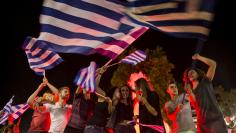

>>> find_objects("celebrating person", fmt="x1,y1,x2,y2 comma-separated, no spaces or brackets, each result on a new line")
27,78,72,133
183,54,227,133
164,80,196,133
27,79,57,133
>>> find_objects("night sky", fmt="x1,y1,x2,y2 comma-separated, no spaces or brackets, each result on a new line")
2,0,236,131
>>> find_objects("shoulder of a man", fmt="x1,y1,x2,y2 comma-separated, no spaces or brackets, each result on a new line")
44,103,54,111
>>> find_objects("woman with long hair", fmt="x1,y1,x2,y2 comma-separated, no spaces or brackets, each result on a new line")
110,85,136,133
183,54,227,133
134,78,165,133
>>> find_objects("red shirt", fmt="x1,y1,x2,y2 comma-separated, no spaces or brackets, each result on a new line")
29,110,50,131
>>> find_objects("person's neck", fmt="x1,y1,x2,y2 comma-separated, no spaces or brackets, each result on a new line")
170,94,178,101
191,80,199,90
58,97,66,106
98,97,104,102
120,98,128,105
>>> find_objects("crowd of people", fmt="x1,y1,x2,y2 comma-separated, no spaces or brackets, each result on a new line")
1,54,230,133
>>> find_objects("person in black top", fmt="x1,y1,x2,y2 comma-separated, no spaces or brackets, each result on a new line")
134,78,165,133
110,85,136,133
84,66,112,133
183,54,227,133
64,86,95,133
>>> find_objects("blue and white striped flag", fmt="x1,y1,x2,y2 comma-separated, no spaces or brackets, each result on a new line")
0,96,14,124
33,0,148,59
11,104,29,121
120,50,146,65
0,104,29,124
0,97,29,125
22,37,64,76
2,96,14,114
74,61,97,93
113,0,215,40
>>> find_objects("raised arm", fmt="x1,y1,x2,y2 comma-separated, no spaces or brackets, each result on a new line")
164,103,183,121
192,54,217,81
184,83,196,105
43,77,59,95
27,82,46,105
111,88,120,111
142,97,158,116
95,65,108,88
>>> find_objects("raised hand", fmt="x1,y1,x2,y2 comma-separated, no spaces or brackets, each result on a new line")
43,77,48,84
192,53,200,60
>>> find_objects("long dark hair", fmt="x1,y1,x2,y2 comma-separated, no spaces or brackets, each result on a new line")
183,67,206,83
135,78,153,100
118,85,133,106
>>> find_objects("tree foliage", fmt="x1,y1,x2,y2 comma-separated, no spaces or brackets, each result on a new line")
214,85,236,129
111,46,175,106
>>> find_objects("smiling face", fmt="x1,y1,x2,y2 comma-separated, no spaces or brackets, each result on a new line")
120,86,129,99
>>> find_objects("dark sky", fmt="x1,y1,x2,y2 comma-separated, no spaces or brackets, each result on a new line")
2,0,236,131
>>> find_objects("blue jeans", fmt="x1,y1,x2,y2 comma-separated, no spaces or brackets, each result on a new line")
84,125,106,133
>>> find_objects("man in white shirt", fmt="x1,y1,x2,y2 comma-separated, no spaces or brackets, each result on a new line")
29,78,72,133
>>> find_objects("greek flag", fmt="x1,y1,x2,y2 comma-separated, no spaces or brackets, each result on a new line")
22,37,64,76
0,96,29,124
27,0,215,61
120,50,146,65
120,0,215,40
34,0,148,59
74,61,97,92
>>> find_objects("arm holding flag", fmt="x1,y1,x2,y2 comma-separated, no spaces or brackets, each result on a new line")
43,77,59,95
27,82,47,111
27,82,47,106
136,94,158,116
192,54,217,81
96,66,113,114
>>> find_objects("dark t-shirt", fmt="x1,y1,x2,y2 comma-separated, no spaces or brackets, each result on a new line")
139,91,165,133
87,101,109,127
193,77,227,133
115,102,133,124
66,93,96,129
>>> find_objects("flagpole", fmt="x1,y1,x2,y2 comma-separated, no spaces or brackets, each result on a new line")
95,92,107,99
107,62,121,68
43,71,46,78
104,59,113,66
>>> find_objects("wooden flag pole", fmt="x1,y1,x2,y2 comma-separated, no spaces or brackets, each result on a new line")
43,71,46,79
95,92,107,99
107,62,121,68
96,59,113,73
104,59,113,66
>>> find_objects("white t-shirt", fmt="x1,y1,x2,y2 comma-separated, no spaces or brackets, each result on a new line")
44,102,72,133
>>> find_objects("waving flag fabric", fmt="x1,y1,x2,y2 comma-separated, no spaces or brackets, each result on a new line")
28,0,215,61
0,96,14,124
120,0,215,40
2,96,14,114
34,0,148,59
22,37,63,76
11,104,29,121
120,50,146,65
0,96,29,125
74,61,97,92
